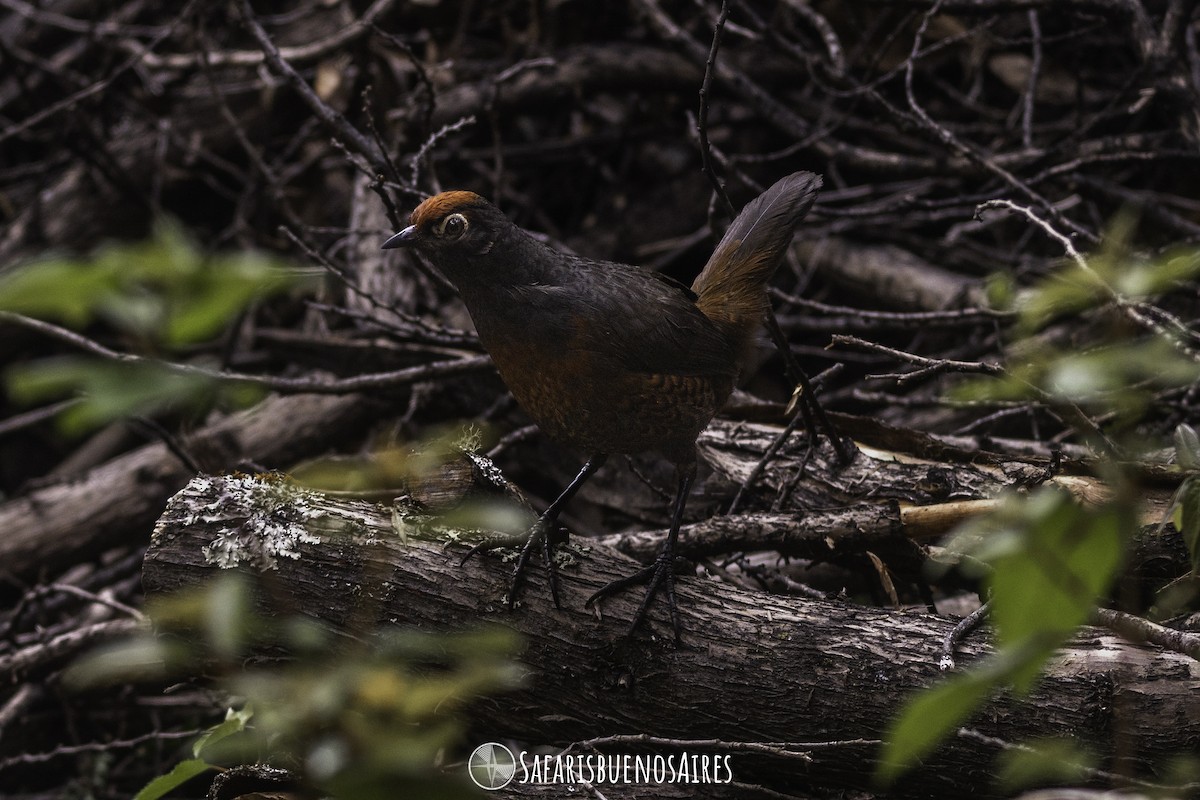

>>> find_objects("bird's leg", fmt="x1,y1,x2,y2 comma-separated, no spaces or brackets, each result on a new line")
764,310,854,466
461,453,607,610
585,459,697,642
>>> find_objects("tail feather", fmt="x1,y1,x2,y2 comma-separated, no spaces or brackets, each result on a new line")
692,171,822,347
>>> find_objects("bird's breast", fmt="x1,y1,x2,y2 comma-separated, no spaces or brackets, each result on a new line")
479,324,730,459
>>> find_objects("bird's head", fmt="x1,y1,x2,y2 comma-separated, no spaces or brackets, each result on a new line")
382,191,511,262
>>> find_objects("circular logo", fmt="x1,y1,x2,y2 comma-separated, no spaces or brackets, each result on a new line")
468,742,517,790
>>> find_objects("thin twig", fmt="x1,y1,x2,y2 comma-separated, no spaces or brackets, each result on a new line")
698,0,734,217
0,311,491,394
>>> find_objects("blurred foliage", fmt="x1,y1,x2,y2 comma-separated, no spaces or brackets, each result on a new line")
131,707,252,800
1170,423,1200,575
956,338,1200,426
68,572,521,799
292,424,486,493
986,215,1200,336
1151,424,1200,617
952,487,1130,689
879,236,1200,787
0,220,303,342
292,427,536,541
8,358,264,434
995,738,1097,792
879,487,1133,783
2,221,312,434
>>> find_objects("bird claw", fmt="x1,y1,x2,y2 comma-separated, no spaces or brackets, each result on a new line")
460,518,564,610
458,532,526,566
585,553,688,642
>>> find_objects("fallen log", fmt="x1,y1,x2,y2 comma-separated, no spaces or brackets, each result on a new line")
144,473,1200,798
0,392,374,580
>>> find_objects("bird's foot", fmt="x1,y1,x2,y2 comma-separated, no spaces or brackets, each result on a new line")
585,551,688,642
460,518,566,609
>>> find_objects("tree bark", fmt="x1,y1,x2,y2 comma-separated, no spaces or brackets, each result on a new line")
144,473,1200,799
0,392,374,580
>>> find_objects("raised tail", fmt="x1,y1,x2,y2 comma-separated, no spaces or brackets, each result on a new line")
692,171,822,351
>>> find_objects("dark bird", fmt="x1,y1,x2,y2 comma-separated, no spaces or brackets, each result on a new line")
383,172,845,637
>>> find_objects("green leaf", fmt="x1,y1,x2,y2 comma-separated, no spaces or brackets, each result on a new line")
194,706,254,760
1014,264,1108,334
0,258,124,326
1113,248,1200,297
984,272,1017,311
878,638,1059,785
6,357,262,435
0,219,306,345
1175,424,1200,471
988,491,1125,650
132,758,211,800
877,671,994,784
62,636,175,689
1173,477,1200,575
163,252,300,345
883,488,1132,785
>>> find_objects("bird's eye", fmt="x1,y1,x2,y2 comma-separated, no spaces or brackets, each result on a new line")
435,213,468,239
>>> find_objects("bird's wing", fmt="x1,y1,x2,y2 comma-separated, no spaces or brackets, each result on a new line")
525,260,739,379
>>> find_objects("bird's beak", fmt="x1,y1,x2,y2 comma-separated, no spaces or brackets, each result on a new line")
382,225,418,249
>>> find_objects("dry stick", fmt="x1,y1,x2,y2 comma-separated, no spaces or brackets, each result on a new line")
832,334,1004,383
1022,10,1042,150
727,409,807,515
0,399,80,437
0,726,203,770
885,0,1146,12
485,59,557,197
772,292,1011,328
0,684,41,745
279,225,462,335
303,300,475,348
833,333,1119,453
767,314,854,466
697,0,734,217
0,0,198,146
409,116,478,193
903,0,1097,244
224,3,409,233
976,198,1200,362
360,86,396,184
1074,172,1200,240
940,599,991,671
0,0,164,36
235,0,396,181
195,25,307,240
127,416,203,475
953,403,1047,436
133,0,398,70
569,733,874,760
1093,607,1200,661
726,362,843,515
43,583,147,623
634,0,816,152
778,0,845,74
954,727,1179,795
0,618,143,677
370,25,436,138
485,424,541,460
683,110,760,202
0,311,491,394
635,0,960,178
